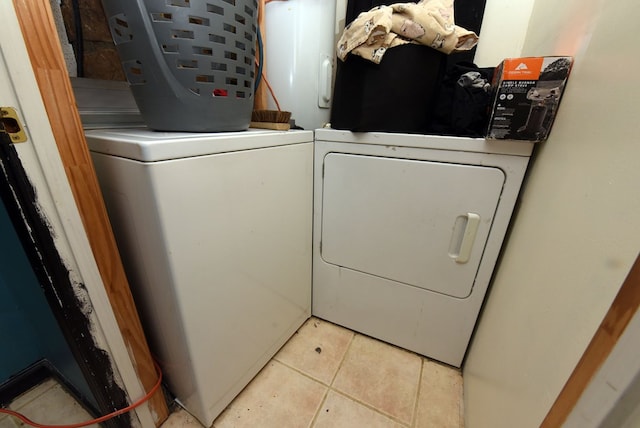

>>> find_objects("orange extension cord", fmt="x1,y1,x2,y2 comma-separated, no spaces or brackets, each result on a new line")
255,56,283,111
0,362,163,428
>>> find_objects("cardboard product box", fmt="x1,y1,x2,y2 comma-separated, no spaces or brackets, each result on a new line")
486,56,573,142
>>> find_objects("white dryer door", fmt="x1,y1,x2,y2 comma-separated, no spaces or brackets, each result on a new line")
320,153,505,298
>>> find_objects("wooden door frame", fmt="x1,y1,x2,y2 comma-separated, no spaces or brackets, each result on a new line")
8,0,168,425
541,253,640,426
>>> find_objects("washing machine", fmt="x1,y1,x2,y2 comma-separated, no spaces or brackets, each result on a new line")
312,129,533,367
86,128,313,426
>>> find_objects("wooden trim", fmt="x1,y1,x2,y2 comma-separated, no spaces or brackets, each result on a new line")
541,253,640,427
11,0,168,425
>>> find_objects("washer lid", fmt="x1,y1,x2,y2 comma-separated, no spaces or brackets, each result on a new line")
85,128,314,161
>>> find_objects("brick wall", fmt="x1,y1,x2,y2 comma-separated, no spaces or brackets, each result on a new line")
60,0,125,80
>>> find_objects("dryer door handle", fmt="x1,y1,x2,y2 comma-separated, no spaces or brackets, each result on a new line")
448,213,480,264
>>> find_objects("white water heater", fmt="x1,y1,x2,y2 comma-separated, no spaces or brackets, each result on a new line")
264,0,336,130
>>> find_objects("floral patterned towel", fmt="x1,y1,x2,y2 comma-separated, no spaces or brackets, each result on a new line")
337,0,478,64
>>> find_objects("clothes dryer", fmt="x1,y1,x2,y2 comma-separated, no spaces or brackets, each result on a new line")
312,129,533,367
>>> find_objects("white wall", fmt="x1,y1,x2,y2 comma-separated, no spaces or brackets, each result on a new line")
473,0,535,67
464,0,640,427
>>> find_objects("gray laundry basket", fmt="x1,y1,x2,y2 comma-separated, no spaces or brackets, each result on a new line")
101,0,258,132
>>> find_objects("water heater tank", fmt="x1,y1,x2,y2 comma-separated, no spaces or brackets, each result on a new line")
264,0,336,130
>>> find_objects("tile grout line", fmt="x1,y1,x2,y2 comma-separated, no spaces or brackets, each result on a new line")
334,333,422,426
411,358,426,428
326,388,411,428
328,330,356,388
257,359,332,428
272,324,357,428
270,326,356,388
337,332,431,426
214,318,462,428
459,370,465,428
271,318,424,426
327,331,412,427
280,350,464,428
307,385,330,428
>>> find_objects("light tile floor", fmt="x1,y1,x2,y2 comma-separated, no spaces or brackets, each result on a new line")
0,318,462,428
0,378,97,428
162,317,463,428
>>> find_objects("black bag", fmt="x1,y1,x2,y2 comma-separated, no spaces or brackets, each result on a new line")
330,0,447,134
330,0,489,135
429,62,495,137
330,44,447,134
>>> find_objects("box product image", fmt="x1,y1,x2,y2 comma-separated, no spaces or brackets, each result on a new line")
487,56,573,142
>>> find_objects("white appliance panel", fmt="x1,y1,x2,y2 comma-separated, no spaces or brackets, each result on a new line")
313,128,534,156
264,0,336,129
321,153,505,298
312,131,533,367
88,130,312,426
87,127,313,161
